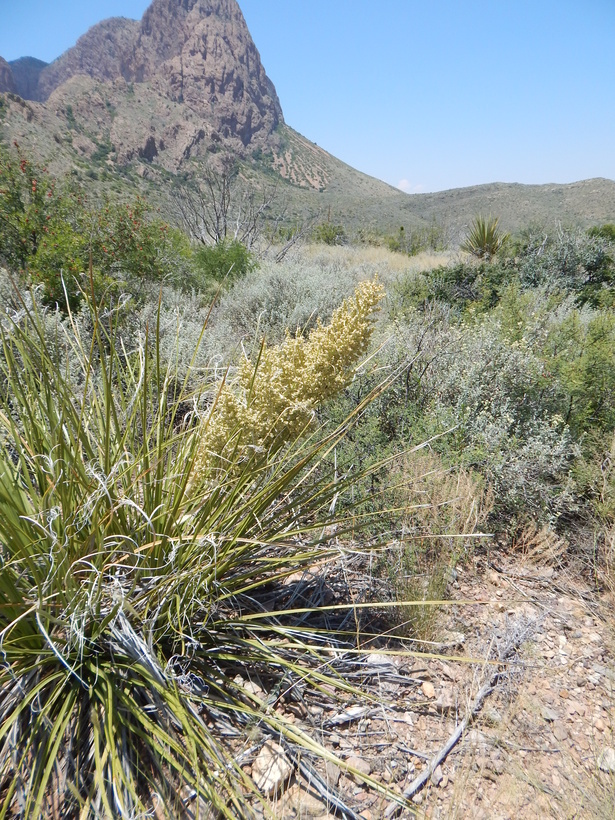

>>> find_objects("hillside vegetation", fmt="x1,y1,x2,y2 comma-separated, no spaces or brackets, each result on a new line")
1,146,615,817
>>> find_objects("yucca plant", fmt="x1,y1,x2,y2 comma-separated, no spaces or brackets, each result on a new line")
461,215,509,259
0,279,411,818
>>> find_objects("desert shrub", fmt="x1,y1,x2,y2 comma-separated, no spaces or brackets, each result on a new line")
0,147,194,309
588,223,615,243
420,319,577,523
388,256,520,317
570,430,615,523
201,247,383,359
91,197,187,286
0,279,411,818
382,222,449,256
541,309,615,436
343,306,578,528
516,226,614,305
28,218,88,310
313,221,347,246
193,237,256,288
461,215,509,259
0,145,58,270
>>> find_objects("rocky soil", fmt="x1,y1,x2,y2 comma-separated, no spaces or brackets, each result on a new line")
216,548,615,819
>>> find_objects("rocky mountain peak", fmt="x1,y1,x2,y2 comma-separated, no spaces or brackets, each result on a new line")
36,18,139,102
124,0,283,145
0,0,282,156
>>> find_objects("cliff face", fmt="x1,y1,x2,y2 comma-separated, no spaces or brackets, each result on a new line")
1,0,282,155
124,0,282,146
9,57,48,100
36,19,139,102
0,58,16,94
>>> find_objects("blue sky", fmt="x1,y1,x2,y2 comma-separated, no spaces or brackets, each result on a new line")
0,0,613,192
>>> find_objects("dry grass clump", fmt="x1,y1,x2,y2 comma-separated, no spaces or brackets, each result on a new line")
298,242,456,280
387,450,493,639
509,521,568,566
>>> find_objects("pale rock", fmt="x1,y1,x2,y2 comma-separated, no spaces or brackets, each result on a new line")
366,652,396,671
598,747,615,773
346,755,371,784
252,740,293,796
541,705,559,722
324,761,341,787
552,721,568,741
422,681,436,699
431,765,444,786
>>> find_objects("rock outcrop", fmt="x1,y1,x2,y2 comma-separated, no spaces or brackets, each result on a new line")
124,0,282,146
9,57,48,100
36,19,139,102
0,58,16,94
1,0,282,153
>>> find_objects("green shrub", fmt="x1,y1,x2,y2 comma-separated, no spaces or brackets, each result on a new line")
516,227,614,305
0,145,59,270
588,223,615,243
193,238,255,287
313,222,347,246
0,148,193,309
390,259,513,315
382,222,449,256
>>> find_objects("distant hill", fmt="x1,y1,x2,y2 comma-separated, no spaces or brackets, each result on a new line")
1,0,614,238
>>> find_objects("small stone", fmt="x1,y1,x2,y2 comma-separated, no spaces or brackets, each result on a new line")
422,681,436,699
542,706,559,722
252,741,293,796
483,707,503,726
431,765,444,786
439,631,466,648
553,721,568,741
598,747,615,773
487,569,501,586
435,688,456,713
366,652,396,671
595,718,606,732
559,690,569,699
324,761,341,787
293,788,326,815
412,793,424,805
488,757,505,775
346,756,371,784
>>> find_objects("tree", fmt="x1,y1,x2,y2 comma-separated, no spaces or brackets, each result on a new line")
172,157,277,249
172,156,312,262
